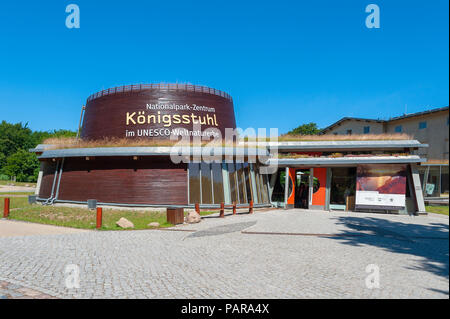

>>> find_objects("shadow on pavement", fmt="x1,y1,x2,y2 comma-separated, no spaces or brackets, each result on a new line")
331,216,449,282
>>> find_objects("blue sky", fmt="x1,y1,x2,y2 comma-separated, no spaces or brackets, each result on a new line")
0,0,448,134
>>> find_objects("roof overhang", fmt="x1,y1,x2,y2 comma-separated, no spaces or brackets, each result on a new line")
37,146,269,159
250,140,428,152
268,155,426,167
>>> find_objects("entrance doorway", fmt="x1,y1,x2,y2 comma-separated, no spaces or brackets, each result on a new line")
295,169,310,208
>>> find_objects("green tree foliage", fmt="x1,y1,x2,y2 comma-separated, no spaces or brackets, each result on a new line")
2,149,40,182
0,121,76,182
0,121,35,159
287,122,321,135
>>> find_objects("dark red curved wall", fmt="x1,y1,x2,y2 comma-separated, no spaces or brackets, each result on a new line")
81,85,236,140
39,157,188,205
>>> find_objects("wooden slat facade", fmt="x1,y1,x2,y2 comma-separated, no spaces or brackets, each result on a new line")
81,88,236,140
40,156,188,205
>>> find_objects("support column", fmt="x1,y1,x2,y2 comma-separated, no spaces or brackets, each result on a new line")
410,163,427,215
284,167,289,209
222,163,231,204
250,163,259,204
35,162,45,195
325,168,332,211
308,168,314,208
422,165,430,195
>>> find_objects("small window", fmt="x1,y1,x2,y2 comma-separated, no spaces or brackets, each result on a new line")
395,125,402,133
419,121,427,129
346,129,352,135
363,126,370,134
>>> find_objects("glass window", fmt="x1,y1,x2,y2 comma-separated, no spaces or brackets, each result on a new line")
201,162,213,204
330,167,356,206
236,163,246,204
243,163,253,202
188,163,200,204
441,166,449,195
228,163,238,203
211,163,224,204
346,129,352,135
424,166,441,197
260,174,269,203
419,121,427,129
395,125,402,133
254,165,262,203
363,126,370,134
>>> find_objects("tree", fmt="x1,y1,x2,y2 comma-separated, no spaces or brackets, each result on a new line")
0,121,35,159
287,122,321,135
1,149,40,182
0,121,76,181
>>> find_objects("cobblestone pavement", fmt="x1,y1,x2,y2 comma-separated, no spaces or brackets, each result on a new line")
0,209,448,299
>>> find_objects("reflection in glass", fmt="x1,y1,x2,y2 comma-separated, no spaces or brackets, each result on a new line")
236,163,246,204
201,162,213,204
228,163,238,203
212,163,224,204
188,163,200,204
244,164,253,202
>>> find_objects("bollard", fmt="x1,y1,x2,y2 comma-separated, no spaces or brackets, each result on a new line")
219,202,225,218
232,202,236,215
249,200,254,214
96,207,102,229
195,203,200,214
3,198,10,218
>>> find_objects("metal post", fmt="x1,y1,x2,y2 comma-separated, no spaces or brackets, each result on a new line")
249,200,254,214
232,202,237,215
3,198,10,218
76,105,86,139
410,163,427,214
422,165,430,196
96,207,102,229
220,202,225,218
195,203,200,214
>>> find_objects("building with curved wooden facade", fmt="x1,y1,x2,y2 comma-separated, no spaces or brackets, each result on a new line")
32,84,271,208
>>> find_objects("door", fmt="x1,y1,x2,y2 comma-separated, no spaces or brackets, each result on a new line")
295,169,310,208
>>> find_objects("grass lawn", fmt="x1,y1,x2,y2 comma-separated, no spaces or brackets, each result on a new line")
1,195,217,230
0,195,32,209
426,205,449,216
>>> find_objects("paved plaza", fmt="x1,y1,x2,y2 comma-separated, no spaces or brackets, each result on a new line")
0,209,448,299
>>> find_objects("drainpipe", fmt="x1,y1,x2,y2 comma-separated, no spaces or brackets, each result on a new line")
49,158,65,205
76,105,86,139
43,160,60,205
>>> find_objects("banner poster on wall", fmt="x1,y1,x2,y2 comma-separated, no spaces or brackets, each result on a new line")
355,164,407,210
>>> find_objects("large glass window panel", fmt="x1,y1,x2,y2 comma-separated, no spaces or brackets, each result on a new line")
254,165,262,203
258,172,266,203
425,166,441,197
236,163,246,203
261,174,269,203
244,164,253,202
441,166,449,195
188,163,200,204
201,162,213,204
212,163,224,204
330,167,356,205
228,163,238,203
